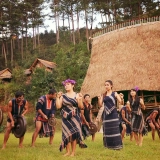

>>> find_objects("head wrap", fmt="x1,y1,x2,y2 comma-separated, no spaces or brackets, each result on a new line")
62,79,76,86
134,86,139,92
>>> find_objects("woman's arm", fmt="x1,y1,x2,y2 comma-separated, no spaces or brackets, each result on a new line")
97,95,103,108
56,92,63,109
115,92,122,104
140,98,145,110
76,93,84,109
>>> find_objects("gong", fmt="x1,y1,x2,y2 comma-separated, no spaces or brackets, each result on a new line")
89,122,97,135
12,116,27,138
48,117,57,127
0,108,3,126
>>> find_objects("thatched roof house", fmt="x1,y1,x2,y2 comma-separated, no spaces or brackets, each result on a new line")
81,21,160,109
0,68,12,80
25,58,56,75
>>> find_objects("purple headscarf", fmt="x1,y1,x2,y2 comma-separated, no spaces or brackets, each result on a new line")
134,86,139,92
62,79,76,86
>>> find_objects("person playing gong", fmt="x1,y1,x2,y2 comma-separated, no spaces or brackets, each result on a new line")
31,88,57,147
81,94,96,141
2,91,28,149
56,79,84,157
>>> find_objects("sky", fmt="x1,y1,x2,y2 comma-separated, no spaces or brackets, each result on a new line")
38,3,101,34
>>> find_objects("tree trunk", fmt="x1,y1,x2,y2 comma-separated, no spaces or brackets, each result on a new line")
37,26,40,53
2,42,7,67
10,39,13,67
90,4,94,37
101,12,104,27
33,27,35,49
84,7,89,51
25,29,28,59
21,35,24,60
71,3,75,45
68,15,72,42
76,10,80,42
54,4,59,44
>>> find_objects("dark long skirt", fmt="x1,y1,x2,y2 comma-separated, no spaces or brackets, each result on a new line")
103,109,123,150
131,113,144,134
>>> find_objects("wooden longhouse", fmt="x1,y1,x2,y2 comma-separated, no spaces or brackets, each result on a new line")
81,21,160,113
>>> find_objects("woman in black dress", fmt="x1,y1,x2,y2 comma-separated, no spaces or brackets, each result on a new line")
98,80,123,150
129,88,145,146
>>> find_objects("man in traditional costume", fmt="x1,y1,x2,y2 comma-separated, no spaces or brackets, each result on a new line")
2,91,28,149
81,94,95,141
31,89,57,147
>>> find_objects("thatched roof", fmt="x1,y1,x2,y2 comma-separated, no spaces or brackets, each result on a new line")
30,58,56,70
24,69,32,75
81,21,160,98
0,68,12,79
24,58,56,75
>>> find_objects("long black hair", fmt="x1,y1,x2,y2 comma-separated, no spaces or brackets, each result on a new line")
129,88,140,106
103,80,113,97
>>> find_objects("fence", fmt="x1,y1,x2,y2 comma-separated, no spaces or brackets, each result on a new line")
92,16,160,38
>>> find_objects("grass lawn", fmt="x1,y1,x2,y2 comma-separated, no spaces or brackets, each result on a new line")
0,129,160,160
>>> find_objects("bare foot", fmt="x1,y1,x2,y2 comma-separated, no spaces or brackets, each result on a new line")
31,145,35,147
139,143,142,147
70,153,75,157
19,145,23,148
63,152,70,157
2,146,6,150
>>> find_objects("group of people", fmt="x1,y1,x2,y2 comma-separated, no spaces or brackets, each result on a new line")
117,91,160,143
1,79,160,157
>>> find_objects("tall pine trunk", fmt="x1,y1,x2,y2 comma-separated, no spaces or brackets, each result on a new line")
71,3,75,45
84,8,89,51
10,39,13,67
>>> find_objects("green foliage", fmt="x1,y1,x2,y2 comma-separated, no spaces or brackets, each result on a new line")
53,41,90,91
25,68,57,103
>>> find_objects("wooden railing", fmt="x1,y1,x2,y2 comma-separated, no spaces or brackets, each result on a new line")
92,16,160,38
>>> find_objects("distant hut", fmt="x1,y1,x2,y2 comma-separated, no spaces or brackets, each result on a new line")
25,58,56,76
81,21,160,111
24,58,56,84
0,68,12,83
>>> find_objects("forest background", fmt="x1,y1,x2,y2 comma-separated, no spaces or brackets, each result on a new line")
0,0,160,108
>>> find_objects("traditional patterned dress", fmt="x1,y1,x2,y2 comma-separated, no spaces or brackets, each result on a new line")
103,92,123,150
130,98,144,134
36,95,56,137
59,94,83,151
